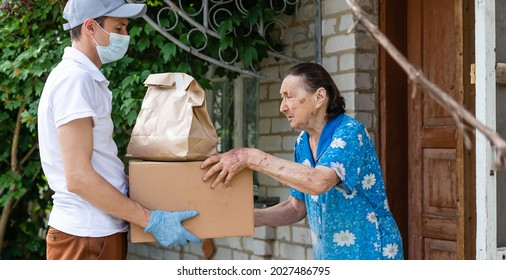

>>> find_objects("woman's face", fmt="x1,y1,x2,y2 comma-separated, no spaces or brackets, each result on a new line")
279,74,320,130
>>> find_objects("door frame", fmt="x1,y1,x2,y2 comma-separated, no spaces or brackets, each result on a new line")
378,0,409,258
378,0,475,259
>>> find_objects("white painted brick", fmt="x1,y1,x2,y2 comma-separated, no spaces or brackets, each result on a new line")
356,93,376,111
356,33,377,50
282,136,298,151
259,118,271,134
232,250,250,260
268,83,281,100
322,18,337,36
323,0,351,15
164,250,181,260
242,236,254,252
184,254,201,260
339,14,355,32
259,84,268,100
266,186,290,201
131,243,150,258
325,34,356,53
212,237,229,247
259,135,282,151
272,152,294,161
213,247,232,260
227,237,243,250
258,173,279,186
259,101,281,117
252,239,273,256
295,217,309,226
339,52,355,71
271,118,292,133
357,53,377,70
149,246,165,260
263,66,281,79
322,55,338,73
254,226,276,240
279,243,306,260
292,226,312,245
342,91,356,109
356,72,373,90
272,240,281,256
294,41,316,58
189,242,205,257
306,247,314,260
250,255,268,260
333,73,356,91
355,112,374,129
276,226,291,242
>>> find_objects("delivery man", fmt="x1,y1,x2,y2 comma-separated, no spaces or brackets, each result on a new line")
37,0,200,260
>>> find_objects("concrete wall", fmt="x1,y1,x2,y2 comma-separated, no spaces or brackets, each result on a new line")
495,0,506,248
127,0,380,260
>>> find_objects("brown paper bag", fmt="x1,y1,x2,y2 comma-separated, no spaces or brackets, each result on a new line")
126,73,218,161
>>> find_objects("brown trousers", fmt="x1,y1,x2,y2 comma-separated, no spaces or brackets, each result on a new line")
46,227,128,260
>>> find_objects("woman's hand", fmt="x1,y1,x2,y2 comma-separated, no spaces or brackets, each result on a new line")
201,148,250,188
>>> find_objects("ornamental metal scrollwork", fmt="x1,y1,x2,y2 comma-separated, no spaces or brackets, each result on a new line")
127,0,321,82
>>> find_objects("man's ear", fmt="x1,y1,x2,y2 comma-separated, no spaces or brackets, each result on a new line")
82,18,96,36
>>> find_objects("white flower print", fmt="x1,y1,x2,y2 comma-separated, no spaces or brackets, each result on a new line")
302,159,311,167
362,173,376,190
342,189,357,199
357,167,361,175
331,162,346,181
374,242,381,252
358,134,363,146
384,199,390,211
330,137,346,149
366,212,379,229
382,243,399,259
310,195,318,202
333,230,356,247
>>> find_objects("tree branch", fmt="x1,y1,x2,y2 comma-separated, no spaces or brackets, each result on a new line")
346,0,506,170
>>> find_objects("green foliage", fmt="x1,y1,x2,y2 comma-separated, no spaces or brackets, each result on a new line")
0,0,290,259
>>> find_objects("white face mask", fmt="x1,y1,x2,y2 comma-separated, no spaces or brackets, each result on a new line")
91,22,130,64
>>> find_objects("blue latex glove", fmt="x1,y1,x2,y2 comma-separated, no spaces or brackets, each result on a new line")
144,210,201,247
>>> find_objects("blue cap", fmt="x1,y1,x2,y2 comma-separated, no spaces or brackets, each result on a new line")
63,0,147,31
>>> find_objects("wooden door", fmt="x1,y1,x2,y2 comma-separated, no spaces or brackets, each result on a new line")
407,0,470,259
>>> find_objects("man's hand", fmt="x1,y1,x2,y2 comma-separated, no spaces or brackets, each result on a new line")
144,210,201,247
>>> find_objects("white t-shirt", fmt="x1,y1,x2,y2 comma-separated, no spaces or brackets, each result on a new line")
38,47,128,237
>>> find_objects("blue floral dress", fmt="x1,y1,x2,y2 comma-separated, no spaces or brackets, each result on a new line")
290,113,404,260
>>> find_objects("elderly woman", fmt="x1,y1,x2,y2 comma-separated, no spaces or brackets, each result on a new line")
201,62,403,260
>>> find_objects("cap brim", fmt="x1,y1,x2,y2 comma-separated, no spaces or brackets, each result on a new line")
105,4,147,19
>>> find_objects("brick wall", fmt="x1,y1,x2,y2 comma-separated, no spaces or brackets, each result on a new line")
127,0,379,260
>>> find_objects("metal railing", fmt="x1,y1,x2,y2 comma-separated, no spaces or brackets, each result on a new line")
128,0,321,82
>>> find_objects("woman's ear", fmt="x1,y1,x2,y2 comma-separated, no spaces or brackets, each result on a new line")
315,87,327,108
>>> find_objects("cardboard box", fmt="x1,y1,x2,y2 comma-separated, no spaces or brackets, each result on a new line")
128,160,254,243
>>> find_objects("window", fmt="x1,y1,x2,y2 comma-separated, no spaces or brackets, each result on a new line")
206,76,259,197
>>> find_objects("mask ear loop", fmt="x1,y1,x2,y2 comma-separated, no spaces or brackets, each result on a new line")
90,21,109,46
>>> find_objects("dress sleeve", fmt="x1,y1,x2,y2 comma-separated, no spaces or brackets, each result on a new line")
317,121,367,194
